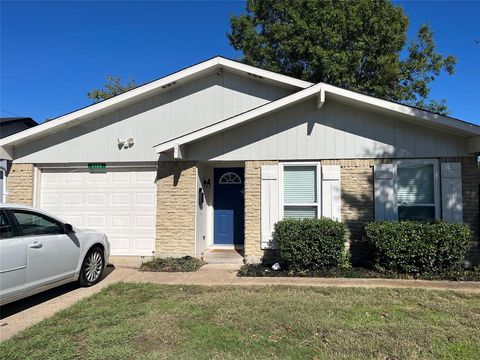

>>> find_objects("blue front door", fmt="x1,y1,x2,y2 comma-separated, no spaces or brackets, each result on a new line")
213,168,244,246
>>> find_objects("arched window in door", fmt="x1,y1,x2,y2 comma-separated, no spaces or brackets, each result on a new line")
218,172,242,184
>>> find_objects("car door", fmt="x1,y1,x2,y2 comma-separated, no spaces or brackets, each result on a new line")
0,210,27,304
11,209,81,291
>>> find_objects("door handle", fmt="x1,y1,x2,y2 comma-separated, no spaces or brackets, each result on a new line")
29,241,43,249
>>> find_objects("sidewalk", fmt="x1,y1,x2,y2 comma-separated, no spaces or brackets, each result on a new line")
127,264,480,292
1,264,479,342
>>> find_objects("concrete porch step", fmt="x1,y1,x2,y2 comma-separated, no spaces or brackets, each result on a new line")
202,249,244,265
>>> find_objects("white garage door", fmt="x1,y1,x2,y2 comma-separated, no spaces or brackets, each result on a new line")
39,168,157,256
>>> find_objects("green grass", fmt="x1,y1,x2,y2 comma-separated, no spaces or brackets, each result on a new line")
2,283,480,359
140,256,204,272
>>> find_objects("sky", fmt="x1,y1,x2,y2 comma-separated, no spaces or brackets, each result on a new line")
1,1,479,125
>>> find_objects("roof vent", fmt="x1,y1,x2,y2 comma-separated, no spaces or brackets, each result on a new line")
247,72,264,80
161,81,177,89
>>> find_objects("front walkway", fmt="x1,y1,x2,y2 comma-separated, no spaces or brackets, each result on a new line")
2,264,480,342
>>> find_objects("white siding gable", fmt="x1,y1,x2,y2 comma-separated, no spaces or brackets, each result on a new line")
14,71,293,163
186,98,469,161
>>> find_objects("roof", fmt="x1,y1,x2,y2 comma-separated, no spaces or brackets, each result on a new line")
1,57,479,155
154,83,480,155
0,56,311,148
0,117,37,127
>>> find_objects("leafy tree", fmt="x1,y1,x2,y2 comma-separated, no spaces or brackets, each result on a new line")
87,75,137,103
229,0,456,114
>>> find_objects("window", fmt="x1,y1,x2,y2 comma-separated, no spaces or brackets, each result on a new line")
395,160,439,221
12,210,65,236
282,164,320,219
0,211,14,239
218,172,242,184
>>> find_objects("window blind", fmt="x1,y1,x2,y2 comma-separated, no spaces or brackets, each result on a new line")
397,164,434,204
284,166,317,204
284,206,317,219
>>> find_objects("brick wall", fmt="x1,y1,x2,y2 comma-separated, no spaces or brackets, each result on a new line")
155,161,197,257
245,157,478,265
6,163,34,205
244,160,278,263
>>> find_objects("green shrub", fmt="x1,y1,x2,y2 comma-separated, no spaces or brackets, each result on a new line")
364,221,472,274
140,256,204,272
273,218,347,271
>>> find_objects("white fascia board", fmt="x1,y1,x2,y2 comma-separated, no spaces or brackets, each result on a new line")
322,84,480,137
218,57,312,89
317,87,326,109
0,56,310,148
154,84,323,153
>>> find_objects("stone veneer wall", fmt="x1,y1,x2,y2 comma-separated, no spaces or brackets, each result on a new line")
244,160,278,263
245,157,478,265
155,161,197,257
6,163,34,205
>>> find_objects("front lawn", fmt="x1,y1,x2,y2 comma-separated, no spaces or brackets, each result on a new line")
2,284,479,359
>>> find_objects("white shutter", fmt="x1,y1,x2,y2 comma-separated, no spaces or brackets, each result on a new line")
321,165,341,220
441,162,463,223
261,165,280,249
374,163,396,220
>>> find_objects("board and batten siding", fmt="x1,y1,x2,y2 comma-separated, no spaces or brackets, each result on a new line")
13,71,293,163
186,98,469,160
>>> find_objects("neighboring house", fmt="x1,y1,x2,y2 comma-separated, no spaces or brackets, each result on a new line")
0,57,479,264
0,117,38,203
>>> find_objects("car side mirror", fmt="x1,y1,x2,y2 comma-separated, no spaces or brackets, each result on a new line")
64,223,75,234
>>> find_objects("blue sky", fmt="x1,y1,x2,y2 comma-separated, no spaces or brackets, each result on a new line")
1,1,479,124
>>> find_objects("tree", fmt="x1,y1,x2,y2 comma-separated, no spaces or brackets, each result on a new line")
228,0,456,114
87,75,137,103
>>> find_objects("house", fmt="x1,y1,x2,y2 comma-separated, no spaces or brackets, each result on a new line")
0,117,38,139
1,57,479,264
1,117,38,202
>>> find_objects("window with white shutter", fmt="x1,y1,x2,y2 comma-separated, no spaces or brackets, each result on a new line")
281,163,321,220
395,160,440,221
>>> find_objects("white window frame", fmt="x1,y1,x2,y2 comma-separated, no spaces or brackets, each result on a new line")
394,159,440,220
279,162,321,220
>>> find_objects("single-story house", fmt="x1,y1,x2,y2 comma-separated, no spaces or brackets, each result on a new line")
1,56,479,264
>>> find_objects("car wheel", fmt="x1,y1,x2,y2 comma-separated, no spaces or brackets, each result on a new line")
79,247,105,287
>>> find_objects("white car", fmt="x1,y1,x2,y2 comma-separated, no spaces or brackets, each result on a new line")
0,204,110,306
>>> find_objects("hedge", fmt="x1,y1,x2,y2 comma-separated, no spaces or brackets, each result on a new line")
364,221,472,274
273,218,347,271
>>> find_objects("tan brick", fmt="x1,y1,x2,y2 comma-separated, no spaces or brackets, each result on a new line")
244,160,278,262
6,163,34,205
155,161,197,257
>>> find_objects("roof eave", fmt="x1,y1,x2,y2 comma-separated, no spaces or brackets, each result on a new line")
154,83,480,154
0,56,312,148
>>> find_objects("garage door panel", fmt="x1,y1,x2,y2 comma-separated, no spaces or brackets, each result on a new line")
64,193,83,205
135,192,155,205
112,215,130,228
88,173,107,182
65,173,84,183
87,193,106,205
135,238,154,250
41,193,60,206
40,169,157,256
